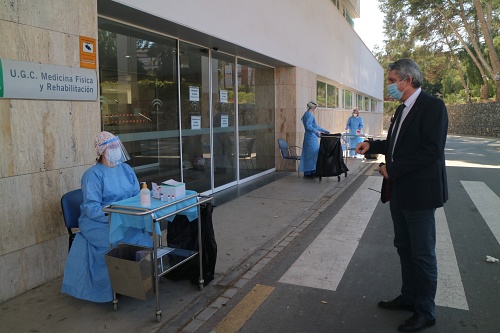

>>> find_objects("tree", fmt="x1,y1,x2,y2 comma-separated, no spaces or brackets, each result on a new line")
379,0,500,101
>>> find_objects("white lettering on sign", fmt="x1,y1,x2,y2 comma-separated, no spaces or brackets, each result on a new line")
0,58,97,101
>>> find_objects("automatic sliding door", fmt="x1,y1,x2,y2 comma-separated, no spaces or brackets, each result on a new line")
179,43,210,192
237,59,275,179
212,54,237,188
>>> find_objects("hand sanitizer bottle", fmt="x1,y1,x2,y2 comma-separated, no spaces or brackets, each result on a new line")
140,182,151,208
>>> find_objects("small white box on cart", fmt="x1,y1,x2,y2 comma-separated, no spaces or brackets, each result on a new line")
160,179,186,200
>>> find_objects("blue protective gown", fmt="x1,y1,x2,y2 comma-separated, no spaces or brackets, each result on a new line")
61,162,152,303
345,115,364,157
298,111,328,174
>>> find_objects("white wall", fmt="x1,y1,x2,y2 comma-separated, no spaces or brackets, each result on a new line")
113,0,384,101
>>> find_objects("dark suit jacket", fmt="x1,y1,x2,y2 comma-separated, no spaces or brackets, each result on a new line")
367,91,448,210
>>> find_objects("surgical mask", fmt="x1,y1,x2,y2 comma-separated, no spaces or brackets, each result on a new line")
352,113,358,117
387,78,407,101
106,148,122,164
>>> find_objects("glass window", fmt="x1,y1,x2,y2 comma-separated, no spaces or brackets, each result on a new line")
326,84,338,108
371,99,378,112
316,81,326,107
238,59,275,179
357,94,363,110
364,96,370,111
98,18,180,184
344,90,352,109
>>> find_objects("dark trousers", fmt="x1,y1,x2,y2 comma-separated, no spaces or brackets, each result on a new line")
390,201,437,320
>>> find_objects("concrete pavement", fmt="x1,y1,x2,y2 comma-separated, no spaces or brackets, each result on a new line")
0,157,377,333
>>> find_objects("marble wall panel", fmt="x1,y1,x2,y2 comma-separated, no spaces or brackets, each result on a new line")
0,0,19,22
9,100,46,175
30,169,66,244
276,84,297,110
76,102,102,164
295,66,316,89
0,235,67,303
275,67,296,86
17,0,70,35
276,108,298,134
0,99,14,178
0,174,36,256
77,0,98,38
0,21,27,60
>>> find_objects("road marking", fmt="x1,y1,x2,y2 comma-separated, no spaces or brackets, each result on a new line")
278,175,470,311
212,284,274,333
461,181,500,245
435,207,469,310
279,176,382,291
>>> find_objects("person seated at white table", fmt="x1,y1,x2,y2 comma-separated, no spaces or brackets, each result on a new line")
345,109,364,158
61,131,153,303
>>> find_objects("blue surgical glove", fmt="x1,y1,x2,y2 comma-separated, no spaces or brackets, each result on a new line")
324,130,330,134
315,131,321,138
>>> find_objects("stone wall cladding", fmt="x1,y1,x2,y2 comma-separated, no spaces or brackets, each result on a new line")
447,102,500,138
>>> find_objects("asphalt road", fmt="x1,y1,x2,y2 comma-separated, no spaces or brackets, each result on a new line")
195,135,500,333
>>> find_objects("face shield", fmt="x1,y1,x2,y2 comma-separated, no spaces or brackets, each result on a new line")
94,131,130,166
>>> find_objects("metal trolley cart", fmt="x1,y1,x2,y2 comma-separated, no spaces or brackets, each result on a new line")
341,132,367,166
102,191,213,323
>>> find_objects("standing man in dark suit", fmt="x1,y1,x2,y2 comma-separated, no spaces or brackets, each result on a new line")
356,58,448,333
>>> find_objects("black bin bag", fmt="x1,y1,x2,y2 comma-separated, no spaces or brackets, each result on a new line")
315,134,349,181
164,202,217,286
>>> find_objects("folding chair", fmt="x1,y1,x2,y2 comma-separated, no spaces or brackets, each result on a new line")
277,139,301,177
61,189,83,252
239,138,256,171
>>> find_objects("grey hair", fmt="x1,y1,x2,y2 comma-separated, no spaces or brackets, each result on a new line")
387,58,422,88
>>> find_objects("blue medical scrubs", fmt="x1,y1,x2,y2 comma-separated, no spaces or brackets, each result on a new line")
298,111,328,175
345,115,364,157
61,162,152,303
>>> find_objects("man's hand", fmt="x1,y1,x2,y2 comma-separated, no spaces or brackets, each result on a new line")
378,162,390,179
356,141,370,155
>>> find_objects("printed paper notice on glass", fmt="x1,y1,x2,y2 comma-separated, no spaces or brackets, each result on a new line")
189,86,199,102
220,90,228,103
191,115,201,130
221,114,228,128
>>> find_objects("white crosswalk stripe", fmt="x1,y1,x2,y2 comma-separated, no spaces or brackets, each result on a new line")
461,181,500,245
435,207,469,310
279,176,381,291
279,175,474,311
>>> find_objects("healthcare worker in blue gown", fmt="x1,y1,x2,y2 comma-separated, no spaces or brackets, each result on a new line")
345,109,364,157
61,131,153,303
298,100,330,178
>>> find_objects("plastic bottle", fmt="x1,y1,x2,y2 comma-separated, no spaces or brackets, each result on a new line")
140,182,151,207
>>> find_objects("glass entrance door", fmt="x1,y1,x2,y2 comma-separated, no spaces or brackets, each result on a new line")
179,42,210,193
212,53,237,189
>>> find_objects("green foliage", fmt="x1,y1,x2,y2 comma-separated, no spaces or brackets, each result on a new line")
378,0,500,103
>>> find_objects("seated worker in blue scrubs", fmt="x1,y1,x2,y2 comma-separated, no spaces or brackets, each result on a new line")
61,131,152,303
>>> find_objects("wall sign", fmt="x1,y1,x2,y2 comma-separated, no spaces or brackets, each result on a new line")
189,86,199,102
79,36,96,69
0,58,97,101
191,115,201,130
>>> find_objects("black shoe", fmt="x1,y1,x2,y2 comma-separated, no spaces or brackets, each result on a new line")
398,313,436,332
378,295,415,312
